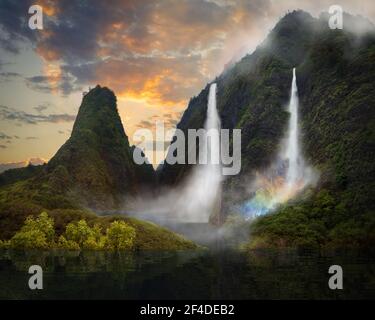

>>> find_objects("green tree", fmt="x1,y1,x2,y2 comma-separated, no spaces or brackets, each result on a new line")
57,235,80,250
10,212,55,249
11,229,49,249
105,221,135,250
64,220,105,249
65,219,94,246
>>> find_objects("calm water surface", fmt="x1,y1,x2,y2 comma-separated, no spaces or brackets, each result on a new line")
0,248,374,299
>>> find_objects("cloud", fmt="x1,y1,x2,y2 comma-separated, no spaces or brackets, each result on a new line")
0,105,76,124
0,145,7,149
0,72,21,82
0,157,46,173
0,0,36,53
0,0,272,103
1,0,375,106
0,132,12,140
34,102,53,113
26,136,39,140
25,74,81,96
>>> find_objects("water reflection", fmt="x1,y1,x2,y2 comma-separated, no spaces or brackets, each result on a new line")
0,249,373,299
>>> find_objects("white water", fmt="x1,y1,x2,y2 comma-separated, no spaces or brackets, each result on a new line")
179,83,222,222
285,68,302,185
130,83,222,223
241,68,317,219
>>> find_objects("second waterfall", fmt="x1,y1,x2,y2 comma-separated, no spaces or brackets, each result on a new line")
241,68,316,218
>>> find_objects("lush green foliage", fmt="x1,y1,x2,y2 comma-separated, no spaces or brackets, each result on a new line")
160,11,375,247
106,221,136,250
63,220,105,249
8,212,54,249
0,209,197,250
0,212,137,251
0,86,154,213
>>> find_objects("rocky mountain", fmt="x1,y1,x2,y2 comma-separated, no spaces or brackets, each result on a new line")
0,86,155,237
159,10,375,246
0,10,374,247
45,85,154,209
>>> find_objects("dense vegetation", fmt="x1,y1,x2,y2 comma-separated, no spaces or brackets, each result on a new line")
0,211,197,250
0,86,154,212
0,86,197,250
0,212,136,250
159,11,375,247
0,11,373,249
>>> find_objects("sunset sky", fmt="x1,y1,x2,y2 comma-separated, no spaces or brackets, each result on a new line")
0,0,374,169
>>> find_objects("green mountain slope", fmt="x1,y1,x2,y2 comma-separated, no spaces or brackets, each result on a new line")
0,86,154,211
159,11,375,247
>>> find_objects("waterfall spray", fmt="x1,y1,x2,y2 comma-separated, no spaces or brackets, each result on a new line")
240,68,316,219
285,68,301,185
179,83,222,222
131,83,222,223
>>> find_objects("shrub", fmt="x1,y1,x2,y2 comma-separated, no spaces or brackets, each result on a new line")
0,239,11,249
65,219,94,246
57,235,80,250
10,229,49,249
105,221,135,250
64,220,105,249
9,212,55,249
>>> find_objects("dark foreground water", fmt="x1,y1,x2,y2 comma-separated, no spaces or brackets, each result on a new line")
0,248,374,299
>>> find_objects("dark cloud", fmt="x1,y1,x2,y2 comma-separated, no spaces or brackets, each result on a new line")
0,72,21,82
0,0,36,53
26,136,38,140
0,145,7,149
34,102,52,113
1,0,374,106
57,130,65,134
0,132,12,140
0,105,76,124
25,75,81,96
0,0,271,101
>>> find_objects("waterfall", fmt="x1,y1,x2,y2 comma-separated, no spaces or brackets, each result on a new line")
204,83,221,166
240,68,316,219
180,83,222,222
131,83,222,223
285,68,301,185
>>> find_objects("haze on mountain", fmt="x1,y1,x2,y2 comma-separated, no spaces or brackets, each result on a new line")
0,10,374,248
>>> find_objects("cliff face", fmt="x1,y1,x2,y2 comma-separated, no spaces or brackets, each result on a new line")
159,11,316,185
158,11,375,245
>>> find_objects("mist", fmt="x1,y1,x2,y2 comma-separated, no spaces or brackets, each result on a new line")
128,83,223,229
237,68,318,219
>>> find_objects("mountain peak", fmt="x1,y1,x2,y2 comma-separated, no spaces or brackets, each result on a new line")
46,85,154,209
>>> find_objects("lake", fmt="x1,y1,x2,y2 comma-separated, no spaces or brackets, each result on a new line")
0,248,374,299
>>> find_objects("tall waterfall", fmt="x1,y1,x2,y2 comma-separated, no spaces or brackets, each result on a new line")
285,68,301,186
180,83,222,222
241,68,316,219
131,83,222,223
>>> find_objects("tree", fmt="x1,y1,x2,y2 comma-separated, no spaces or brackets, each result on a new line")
65,219,94,246
10,212,55,249
105,221,136,250
64,220,105,249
